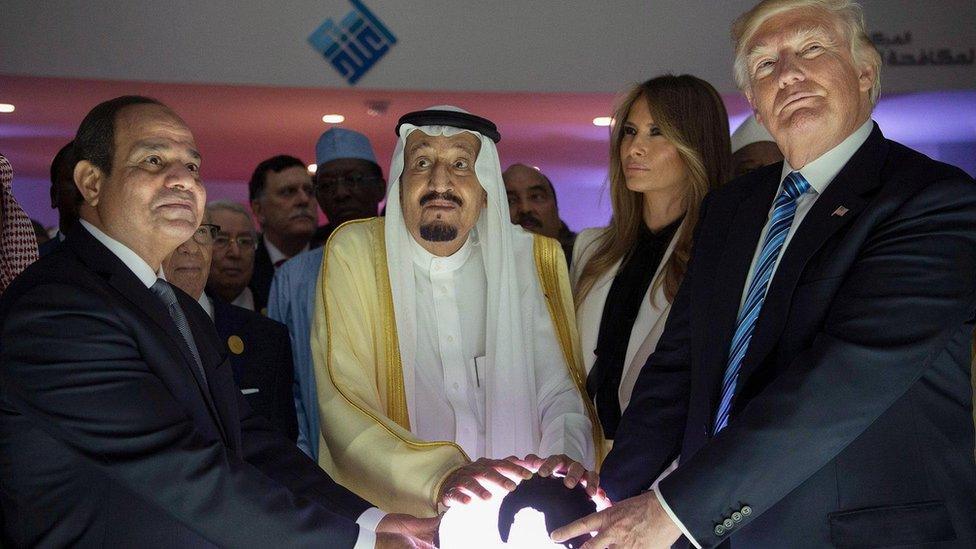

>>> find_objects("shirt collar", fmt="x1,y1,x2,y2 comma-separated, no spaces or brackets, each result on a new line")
230,286,255,311
781,119,874,195
197,292,215,320
409,228,478,274
80,219,160,289
264,237,309,267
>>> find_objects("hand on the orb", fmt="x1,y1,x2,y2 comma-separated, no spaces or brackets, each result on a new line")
376,513,441,547
438,457,533,506
375,531,435,549
550,490,681,549
519,453,604,500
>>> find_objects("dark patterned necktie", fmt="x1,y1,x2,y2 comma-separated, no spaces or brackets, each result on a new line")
150,279,208,387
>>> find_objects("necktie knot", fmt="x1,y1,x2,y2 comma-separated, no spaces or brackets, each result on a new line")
150,279,179,308
783,171,811,201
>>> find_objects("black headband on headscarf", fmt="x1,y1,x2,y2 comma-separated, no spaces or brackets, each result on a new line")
395,110,501,143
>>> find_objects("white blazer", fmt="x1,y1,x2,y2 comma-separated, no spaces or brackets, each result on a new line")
570,224,682,414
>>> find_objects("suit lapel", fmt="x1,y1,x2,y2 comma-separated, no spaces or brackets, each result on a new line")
188,294,238,450
736,125,889,388
701,170,782,412
68,226,229,442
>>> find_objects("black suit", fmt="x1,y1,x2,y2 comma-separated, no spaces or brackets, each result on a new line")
602,125,976,548
248,234,275,314
211,294,299,441
0,225,371,548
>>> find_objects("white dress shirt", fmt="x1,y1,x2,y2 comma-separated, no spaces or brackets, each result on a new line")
657,119,874,549
230,286,255,311
80,220,159,287
83,220,382,549
409,233,489,459
265,238,309,268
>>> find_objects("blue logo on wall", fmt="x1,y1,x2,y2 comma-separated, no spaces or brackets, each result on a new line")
308,0,397,85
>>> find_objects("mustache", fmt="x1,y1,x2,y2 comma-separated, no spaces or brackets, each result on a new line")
154,189,197,207
419,191,463,207
516,212,541,228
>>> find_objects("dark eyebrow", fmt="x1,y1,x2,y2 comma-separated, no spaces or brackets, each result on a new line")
527,184,549,194
452,142,476,155
132,139,201,161
407,141,432,156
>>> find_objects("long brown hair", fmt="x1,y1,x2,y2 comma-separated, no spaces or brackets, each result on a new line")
574,74,731,307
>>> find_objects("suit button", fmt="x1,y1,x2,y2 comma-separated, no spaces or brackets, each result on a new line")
741,505,753,516
714,524,726,536
731,511,743,523
723,518,735,529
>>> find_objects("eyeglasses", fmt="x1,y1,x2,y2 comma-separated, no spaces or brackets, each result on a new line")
192,223,221,246
314,173,383,193
212,232,258,251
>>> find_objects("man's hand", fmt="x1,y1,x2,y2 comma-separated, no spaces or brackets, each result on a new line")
519,453,603,500
550,490,681,549
376,513,441,546
438,457,532,506
375,531,434,549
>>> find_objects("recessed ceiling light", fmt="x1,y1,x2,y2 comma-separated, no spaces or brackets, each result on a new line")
0,103,15,113
322,114,345,124
592,116,612,127
307,164,318,174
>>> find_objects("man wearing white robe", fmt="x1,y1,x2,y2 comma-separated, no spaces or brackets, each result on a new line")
311,106,601,517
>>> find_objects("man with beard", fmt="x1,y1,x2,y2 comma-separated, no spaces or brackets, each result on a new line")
311,106,603,517
248,155,317,313
503,163,577,266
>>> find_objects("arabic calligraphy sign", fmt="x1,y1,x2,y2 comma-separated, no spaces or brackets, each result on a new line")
308,0,397,85
873,31,974,67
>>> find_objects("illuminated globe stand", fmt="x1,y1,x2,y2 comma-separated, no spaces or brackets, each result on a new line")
439,475,602,548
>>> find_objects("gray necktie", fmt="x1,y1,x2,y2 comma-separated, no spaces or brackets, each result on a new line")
150,279,208,386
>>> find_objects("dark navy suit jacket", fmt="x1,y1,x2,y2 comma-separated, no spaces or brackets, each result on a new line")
0,225,370,548
248,235,274,314
210,295,299,442
602,126,976,548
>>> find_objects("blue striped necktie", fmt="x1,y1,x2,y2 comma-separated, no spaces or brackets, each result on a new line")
714,171,810,433
150,279,208,387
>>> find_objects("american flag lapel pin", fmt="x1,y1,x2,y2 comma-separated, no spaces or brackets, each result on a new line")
831,206,849,217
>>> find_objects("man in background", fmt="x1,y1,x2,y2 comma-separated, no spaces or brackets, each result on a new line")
206,200,259,311
268,126,384,458
163,211,299,440
730,114,784,178
38,140,83,256
503,163,576,266
248,155,317,313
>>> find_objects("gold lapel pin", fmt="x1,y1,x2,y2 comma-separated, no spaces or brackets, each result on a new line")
831,206,849,217
228,335,245,355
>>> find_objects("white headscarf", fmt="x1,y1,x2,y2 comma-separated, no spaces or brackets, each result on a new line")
384,106,568,460
731,113,776,153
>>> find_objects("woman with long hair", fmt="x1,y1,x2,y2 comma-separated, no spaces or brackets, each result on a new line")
572,74,731,450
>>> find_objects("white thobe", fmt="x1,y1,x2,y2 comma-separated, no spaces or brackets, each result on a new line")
409,234,488,459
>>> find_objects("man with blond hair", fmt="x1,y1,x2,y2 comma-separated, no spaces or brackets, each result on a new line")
555,1,976,547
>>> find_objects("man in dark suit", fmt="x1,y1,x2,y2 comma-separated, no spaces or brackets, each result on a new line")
162,212,299,441
0,95,433,548
37,140,82,257
248,155,317,313
554,1,976,548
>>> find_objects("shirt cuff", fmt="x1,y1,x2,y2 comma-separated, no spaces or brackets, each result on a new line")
352,526,377,549
653,486,701,549
357,507,387,531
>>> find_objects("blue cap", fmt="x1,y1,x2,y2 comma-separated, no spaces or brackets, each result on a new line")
315,127,377,166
